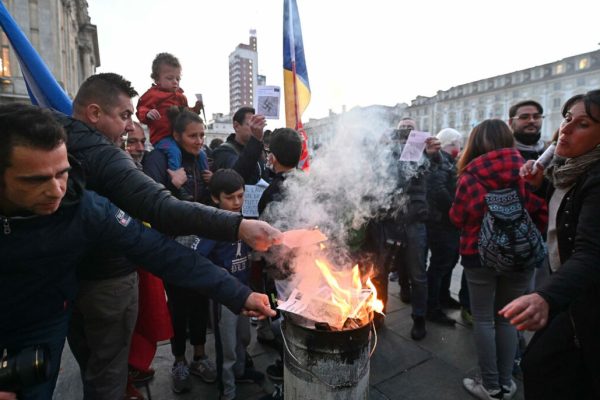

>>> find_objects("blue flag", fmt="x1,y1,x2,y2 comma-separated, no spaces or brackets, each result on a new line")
0,2,72,114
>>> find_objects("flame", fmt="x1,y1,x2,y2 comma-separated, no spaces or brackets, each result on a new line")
366,277,384,314
314,259,384,327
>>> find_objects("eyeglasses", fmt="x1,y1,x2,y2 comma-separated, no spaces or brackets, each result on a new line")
514,113,544,121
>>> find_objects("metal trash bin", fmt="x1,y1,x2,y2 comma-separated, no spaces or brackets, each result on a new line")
282,315,373,400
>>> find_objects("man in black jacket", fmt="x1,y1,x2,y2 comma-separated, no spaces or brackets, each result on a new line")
211,106,269,185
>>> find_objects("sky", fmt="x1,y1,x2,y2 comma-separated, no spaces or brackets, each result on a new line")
88,0,600,127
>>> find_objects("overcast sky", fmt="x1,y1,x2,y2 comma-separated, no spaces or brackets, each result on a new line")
88,0,600,127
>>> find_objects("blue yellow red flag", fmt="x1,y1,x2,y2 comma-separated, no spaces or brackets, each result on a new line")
283,0,311,170
0,2,72,114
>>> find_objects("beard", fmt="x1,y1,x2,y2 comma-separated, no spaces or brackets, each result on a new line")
513,130,541,146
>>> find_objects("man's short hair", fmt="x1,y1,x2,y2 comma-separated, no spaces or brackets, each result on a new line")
209,169,245,198
269,128,302,168
151,52,181,81
0,104,67,175
509,100,543,118
233,106,255,125
73,73,138,111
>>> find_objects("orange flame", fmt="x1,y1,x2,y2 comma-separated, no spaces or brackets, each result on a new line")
366,277,384,314
314,259,384,326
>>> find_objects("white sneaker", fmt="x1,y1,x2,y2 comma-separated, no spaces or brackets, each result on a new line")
463,377,504,400
502,380,517,399
171,361,192,393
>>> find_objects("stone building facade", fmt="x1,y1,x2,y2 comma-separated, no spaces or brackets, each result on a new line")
0,0,99,105
404,49,600,139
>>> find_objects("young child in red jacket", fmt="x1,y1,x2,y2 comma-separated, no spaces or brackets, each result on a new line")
136,52,202,171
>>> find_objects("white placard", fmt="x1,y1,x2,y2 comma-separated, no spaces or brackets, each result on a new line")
255,86,281,119
399,130,430,162
241,179,269,218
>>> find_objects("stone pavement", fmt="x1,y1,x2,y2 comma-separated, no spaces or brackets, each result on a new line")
54,265,526,399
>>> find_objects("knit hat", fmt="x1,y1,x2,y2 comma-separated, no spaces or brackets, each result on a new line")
436,128,463,148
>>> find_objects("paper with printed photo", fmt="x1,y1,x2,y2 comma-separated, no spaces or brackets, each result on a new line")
255,86,281,119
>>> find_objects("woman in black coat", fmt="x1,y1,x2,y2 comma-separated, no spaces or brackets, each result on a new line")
500,90,600,399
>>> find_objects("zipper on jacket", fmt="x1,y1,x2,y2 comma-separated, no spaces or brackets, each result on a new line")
568,308,581,348
3,218,10,234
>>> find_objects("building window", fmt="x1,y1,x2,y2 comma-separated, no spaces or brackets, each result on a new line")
578,58,589,70
553,97,562,108
0,33,11,77
554,63,566,75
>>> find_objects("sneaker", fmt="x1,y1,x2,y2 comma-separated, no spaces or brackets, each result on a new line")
124,376,145,400
440,296,462,310
426,309,456,326
259,384,283,400
266,359,283,382
461,307,474,326
190,356,217,383
388,271,399,282
502,380,517,399
235,368,265,384
128,366,155,383
463,377,503,400
410,315,427,341
171,361,192,393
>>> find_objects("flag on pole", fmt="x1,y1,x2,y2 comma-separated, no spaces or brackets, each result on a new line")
0,2,72,114
283,0,311,170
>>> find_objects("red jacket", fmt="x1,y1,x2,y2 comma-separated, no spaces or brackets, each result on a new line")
449,148,548,256
136,85,191,145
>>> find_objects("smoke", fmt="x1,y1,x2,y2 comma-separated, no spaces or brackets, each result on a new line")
262,108,427,301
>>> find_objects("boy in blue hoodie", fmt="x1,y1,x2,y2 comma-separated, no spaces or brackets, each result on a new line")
195,169,265,400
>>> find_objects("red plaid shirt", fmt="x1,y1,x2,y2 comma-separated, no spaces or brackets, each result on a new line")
449,148,548,256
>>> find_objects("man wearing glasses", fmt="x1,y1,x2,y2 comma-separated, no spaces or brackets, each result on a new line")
508,100,546,161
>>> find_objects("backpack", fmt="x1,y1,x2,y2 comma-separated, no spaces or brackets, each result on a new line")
478,187,546,273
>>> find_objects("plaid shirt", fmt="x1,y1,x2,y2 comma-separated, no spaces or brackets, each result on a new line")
449,148,548,256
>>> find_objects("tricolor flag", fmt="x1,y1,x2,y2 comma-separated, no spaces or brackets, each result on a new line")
283,0,311,170
0,2,72,114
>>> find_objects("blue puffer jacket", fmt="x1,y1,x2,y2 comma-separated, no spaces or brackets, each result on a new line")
0,190,252,340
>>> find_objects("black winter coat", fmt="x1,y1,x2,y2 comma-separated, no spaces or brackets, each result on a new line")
58,114,241,240
211,134,267,184
426,150,457,227
535,160,600,395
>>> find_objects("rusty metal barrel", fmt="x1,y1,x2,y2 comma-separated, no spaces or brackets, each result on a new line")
282,315,373,400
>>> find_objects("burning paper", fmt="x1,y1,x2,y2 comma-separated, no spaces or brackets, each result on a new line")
280,228,328,249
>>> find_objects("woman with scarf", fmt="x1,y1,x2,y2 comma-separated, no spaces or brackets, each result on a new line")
500,90,600,399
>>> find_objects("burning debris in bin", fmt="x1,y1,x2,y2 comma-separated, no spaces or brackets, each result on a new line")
277,259,384,331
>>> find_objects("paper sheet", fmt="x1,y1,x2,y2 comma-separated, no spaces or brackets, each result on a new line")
255,86,281,119
399,130,430,161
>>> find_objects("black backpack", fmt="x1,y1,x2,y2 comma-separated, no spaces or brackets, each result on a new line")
478,187,546,273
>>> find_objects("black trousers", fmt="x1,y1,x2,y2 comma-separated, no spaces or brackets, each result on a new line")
164,283,209,357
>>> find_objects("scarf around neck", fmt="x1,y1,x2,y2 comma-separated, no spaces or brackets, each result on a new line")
546,144,600,189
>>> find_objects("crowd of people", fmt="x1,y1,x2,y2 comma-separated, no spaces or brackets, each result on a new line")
0,50,599,400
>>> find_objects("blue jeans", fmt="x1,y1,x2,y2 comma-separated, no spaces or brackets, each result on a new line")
393,223,428,317
1,309,71,400
155,136,209,172
426,225,459,311
463,256,533,391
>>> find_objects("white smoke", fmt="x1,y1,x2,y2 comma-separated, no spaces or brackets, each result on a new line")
262,108,428,305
